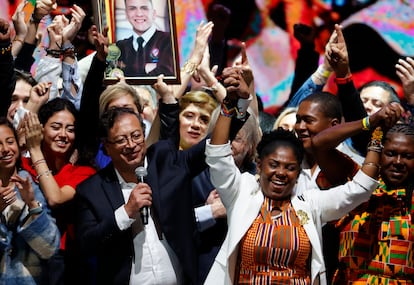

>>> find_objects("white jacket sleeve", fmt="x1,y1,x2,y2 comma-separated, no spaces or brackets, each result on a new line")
205,140,241,209
305,170,379,223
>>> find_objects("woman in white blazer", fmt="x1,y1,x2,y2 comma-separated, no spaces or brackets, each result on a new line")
204,88,402,284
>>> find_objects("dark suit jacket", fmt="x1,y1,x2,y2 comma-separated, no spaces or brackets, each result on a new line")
75,138,207,285
116,30,174,77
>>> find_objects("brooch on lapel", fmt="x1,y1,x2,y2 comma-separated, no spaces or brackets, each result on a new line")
150,48,159,63
296,210,309,225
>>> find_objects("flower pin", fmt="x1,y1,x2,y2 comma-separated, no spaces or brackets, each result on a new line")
296,210,309,225
150,48,159,63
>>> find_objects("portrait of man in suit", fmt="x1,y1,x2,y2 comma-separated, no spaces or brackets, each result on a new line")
115,0,175,77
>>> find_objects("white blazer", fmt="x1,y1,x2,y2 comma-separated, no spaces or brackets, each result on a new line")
204,141,379,285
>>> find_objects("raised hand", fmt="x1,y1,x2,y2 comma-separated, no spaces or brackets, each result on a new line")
152,74,176,103
62,4,86,44
369,102,404,131
396,57,414,105
189,21,214,65
25,82,52,113
91,25,109,62
293,23,315,47
233,42,253,87
23,112,44,153
47,21,64,50
34,0,57,22
325,24,350,78
221,67,250,100
12,1,28,41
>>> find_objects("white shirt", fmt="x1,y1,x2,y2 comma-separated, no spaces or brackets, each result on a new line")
294,158,321,197
113,167,182,285
132,25,157,51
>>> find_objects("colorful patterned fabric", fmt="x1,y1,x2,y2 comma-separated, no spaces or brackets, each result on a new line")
237,197,311,284
333,177,414,284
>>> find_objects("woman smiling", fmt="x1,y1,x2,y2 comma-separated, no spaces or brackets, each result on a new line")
21,98,96,284
204,72,402,284
0,117,59,283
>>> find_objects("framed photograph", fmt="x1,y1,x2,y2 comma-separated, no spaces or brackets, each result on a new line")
96,0,181,85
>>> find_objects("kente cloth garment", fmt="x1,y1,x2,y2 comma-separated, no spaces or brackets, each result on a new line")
333,177,414,284
237,196,311,284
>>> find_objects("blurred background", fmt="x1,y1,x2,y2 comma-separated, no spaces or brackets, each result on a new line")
2,0,413,113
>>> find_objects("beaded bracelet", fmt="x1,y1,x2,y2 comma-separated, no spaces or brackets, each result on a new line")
0,43,12,55
62,48,76,58
46,48,62,58
220,103,236,118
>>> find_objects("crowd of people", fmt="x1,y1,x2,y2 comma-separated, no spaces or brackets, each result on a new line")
0,0,413,285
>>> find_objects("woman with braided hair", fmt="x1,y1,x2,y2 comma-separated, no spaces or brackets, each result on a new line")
333,123,414,284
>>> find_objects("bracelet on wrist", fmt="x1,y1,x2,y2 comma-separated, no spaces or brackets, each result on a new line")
334,74,353,84
36,170,53,180
220,103,236,118
46,48,62,58
28,201,43,216
202,80,220,93
62,48,76,59
316,65,332,79
28,205,43,216
181,61,198,75
13,37,24,45
30,14,42,24
362,116,371,131
33,159,47,168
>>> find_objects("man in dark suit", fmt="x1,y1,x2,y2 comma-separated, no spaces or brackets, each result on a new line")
75,105,206,284
116,0,174,77
74,67,250,284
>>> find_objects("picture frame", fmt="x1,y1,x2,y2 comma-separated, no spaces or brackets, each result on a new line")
96,0,181,85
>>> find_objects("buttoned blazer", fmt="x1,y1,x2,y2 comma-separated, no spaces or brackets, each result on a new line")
204,142,379,285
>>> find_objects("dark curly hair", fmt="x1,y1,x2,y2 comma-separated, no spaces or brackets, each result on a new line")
257,128,304,164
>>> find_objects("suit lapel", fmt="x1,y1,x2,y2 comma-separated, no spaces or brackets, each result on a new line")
101,165,125,211
227,182,263,259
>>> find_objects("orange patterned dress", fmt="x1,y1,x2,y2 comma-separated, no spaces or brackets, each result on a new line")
237,197,312,284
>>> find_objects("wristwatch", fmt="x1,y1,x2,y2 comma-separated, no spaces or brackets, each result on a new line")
28,201,43,216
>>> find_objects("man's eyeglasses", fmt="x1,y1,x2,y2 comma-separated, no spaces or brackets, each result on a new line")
107,131,144,147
